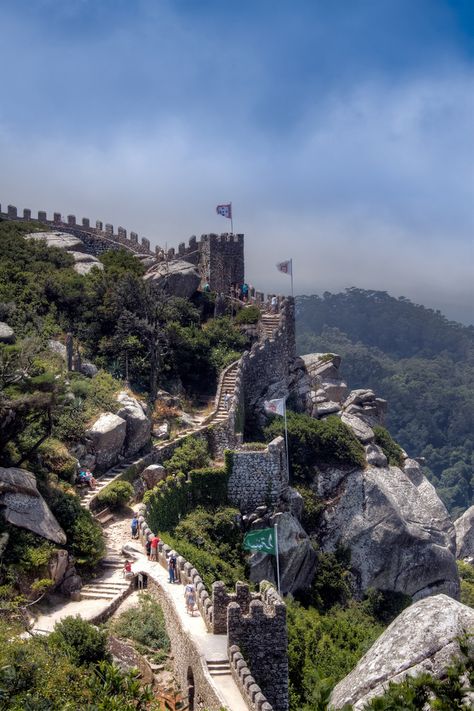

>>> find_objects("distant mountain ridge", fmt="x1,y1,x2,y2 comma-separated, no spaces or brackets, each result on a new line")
296,288,474,518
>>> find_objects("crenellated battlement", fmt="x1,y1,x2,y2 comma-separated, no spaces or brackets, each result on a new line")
0,202,157,257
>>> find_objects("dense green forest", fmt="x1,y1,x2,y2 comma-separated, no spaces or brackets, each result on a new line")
296,288,474,518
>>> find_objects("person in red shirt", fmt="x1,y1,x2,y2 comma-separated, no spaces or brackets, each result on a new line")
150,534,160,561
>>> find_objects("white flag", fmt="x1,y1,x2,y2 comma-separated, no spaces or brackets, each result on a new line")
276,259,292,276
264,398,285,416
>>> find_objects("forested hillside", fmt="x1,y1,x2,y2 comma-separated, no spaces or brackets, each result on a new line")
296,288,474,518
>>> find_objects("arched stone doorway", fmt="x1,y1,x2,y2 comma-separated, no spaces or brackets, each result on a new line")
187,666,195,711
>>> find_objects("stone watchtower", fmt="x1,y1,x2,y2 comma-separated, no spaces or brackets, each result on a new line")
175,233,245,293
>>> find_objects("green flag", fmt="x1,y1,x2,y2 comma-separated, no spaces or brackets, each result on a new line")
243,527,276,555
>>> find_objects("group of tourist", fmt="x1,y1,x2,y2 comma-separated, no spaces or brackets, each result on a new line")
129,516,197,614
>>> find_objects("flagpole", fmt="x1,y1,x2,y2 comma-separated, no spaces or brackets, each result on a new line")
274,522,281,595
290,259,294,297
230,202,233,234
284,398,290,482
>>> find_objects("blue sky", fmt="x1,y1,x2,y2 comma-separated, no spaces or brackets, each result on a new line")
1,0,473,322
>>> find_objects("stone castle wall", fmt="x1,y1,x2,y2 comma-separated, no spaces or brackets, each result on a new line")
0,203,155,257
228,437,288,513
162,232,245,293
228,585,288,711
135,512,285,711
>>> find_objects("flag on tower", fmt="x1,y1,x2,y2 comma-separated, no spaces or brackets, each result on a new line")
216,203,232,219
276,259,292,275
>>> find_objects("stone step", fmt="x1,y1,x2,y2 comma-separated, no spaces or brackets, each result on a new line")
82,583,129,593
80,591,118,600
207,659,231,676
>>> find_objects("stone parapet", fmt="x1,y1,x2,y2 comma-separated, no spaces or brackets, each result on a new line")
0,202,156,257
228,437,288,513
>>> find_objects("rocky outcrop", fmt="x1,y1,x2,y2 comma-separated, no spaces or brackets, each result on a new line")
249,512,317,594
85,412,127,471
454,505,474,559
47,549,82,595
68,251,104,275
0,467,66,544
342,388,387,427
0,322,15,343
48,339,98,378
141,464,166,490
330,595,474,710
25,231,103,275
144,259,200,298
316,458,459,600
116,391,151,457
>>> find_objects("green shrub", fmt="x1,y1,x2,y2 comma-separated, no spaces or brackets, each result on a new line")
38,438,77,480
173,506,244,569
363,588,412,623
458,561,474,608
110,593,170,658
53,401,86,442
373,425,405,466
163,436,210,477
287,598,384,709
144,473,189,532
294,485,324,533
49,616,110,666
265,411,365,481
189,467,229,507
71,510,105,568
309,549,352,612
83,370,120,417
46,486,83,536
161,533,245,589
96,480,133,510
235,305,260,325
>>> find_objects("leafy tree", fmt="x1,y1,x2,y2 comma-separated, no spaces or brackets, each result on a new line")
49,615,110,666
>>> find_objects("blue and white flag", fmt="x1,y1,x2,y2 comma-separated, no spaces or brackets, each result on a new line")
216,203,232,219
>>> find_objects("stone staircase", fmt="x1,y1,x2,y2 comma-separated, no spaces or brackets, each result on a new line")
79,577,131,601
212,362,239,423
260,312,280,339
207,659,231,677
80,459,133,509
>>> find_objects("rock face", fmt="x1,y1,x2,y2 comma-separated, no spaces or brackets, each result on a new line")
116,391,151,457
330,595,474,710
0,322,15,343
141,464,166,490
249,512,317,594
24,231,103,275
144,259,200,298
85,412,127,471
0,467,66,544
317,459,459,600
454,505,474,559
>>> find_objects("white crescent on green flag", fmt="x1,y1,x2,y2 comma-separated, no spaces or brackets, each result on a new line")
243,527,277,555
264,398,285,416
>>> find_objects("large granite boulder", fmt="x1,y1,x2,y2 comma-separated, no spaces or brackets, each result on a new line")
330,595,474,710
0,322,15,344
249,512,317,594
301,352,348,407
68,251,104,275
317,459,459,600
24,231,87,252
342,388,387,427
116,391,151,457
141,464,166,490
144,259,200,298
85,412,127,471
454,505,474,559
0,467,66,544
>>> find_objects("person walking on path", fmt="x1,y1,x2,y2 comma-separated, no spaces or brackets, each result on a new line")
271,295,278,313
150,534,160,561
184,582,196,615
224,391,231,411
146,538,152,559
168,554,177,583
131,516,138,539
